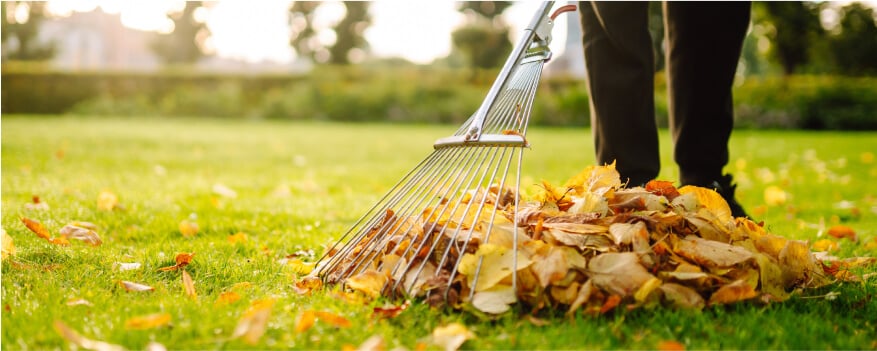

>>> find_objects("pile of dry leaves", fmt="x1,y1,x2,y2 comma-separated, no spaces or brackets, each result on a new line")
310,163,872,315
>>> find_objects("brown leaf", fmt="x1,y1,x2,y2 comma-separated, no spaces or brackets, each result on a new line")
599,294,622,314
119,280,155,292
372,300,410,319
645,180,680,200
587,252,655,297
124,313,172,330
233,299,275,345
182,269,197,299
674,236,753,268
22,217,69,245
346,269,388,298
158,252,195,272
659,283,704,310
54,320,125,351
708,280,757,306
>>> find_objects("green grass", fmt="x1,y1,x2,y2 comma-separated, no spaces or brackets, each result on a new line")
2,116,876,350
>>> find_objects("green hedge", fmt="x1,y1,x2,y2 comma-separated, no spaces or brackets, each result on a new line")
2,64,876,130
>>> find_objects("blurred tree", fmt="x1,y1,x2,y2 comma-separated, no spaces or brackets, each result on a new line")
826,2,877,76
1,2,56,61
289,1,371,65
757,1,824,75
451,1,513,69
151,2,209,65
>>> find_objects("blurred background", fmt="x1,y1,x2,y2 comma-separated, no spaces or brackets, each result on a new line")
2,1,877,130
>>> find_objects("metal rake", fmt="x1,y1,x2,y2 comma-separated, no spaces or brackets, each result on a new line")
314,1,577,302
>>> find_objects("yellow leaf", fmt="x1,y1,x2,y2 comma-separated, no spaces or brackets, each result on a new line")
763,186,787,206
432,323,475,351
54,320,125,351
860,151,874,164
634,277,662,303
2,228,15,261
232,299,275,345
124,313,172,330
294,310,316,333
227,232,248,244
97,190,119,211
457,243,533,292
345,269,388,298
182,269,197,299
564,161,621,197
215,291,241,306
678,186,733,222
812,239,839,252
179,220,199,237
708,280,757,306
779,240,831,288
287,258,315,275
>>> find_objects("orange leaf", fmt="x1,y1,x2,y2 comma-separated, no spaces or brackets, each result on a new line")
294,310,316,333
182,269,197,299
827,225,857,241
599,295,622,314
657,340,686,351
158,252,195,271
315,311,351,328
120,280,155,292
124,313,172,330
227,232,248,244
215,291,241,306
21,217,52,241
708,280,757,306
645,180,680,200
232,299,275,345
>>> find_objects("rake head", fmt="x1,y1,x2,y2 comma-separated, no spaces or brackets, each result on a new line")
313,2,576,305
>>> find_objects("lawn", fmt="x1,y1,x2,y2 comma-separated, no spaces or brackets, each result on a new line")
2,116,876,350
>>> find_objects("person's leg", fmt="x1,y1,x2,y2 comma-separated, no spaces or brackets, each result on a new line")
664,2,751,186
579,1,658,186
664,1,752,217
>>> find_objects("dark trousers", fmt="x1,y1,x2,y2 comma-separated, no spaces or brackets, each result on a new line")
578,2,751,186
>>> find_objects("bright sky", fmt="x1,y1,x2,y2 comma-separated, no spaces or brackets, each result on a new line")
44,1,570,65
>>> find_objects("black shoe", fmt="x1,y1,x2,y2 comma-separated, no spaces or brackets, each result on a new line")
705,174,749,219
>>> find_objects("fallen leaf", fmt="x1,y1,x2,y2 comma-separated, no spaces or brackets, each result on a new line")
286,258,315,275
457,243,533,292
179,220,199,237
355,335,384,351
587,252,655,297
346,269,388,298
66,298,92,306
119,280,155,292
708,280,757,306
59,224,102,246
115,262,142,271
657,340,686,351
182,269,197,299
232,299,275,345
811,239,839,252
21,217,69,245
599,294,622,314
227,232,248,244
124,313,172,330
2,228,15,261
314,311,352,328
674,236,753,268
294,310,316,333
215,291,241,305
213,183,238,198
471,286,516,314
97,190,119,211
372,300,411,319
158,252,195,271
659,283,704,310
826,225,857,241
763,186,787,206
54,320,125,351
24,195,50,211
432,323,475,351
145,341,168,351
